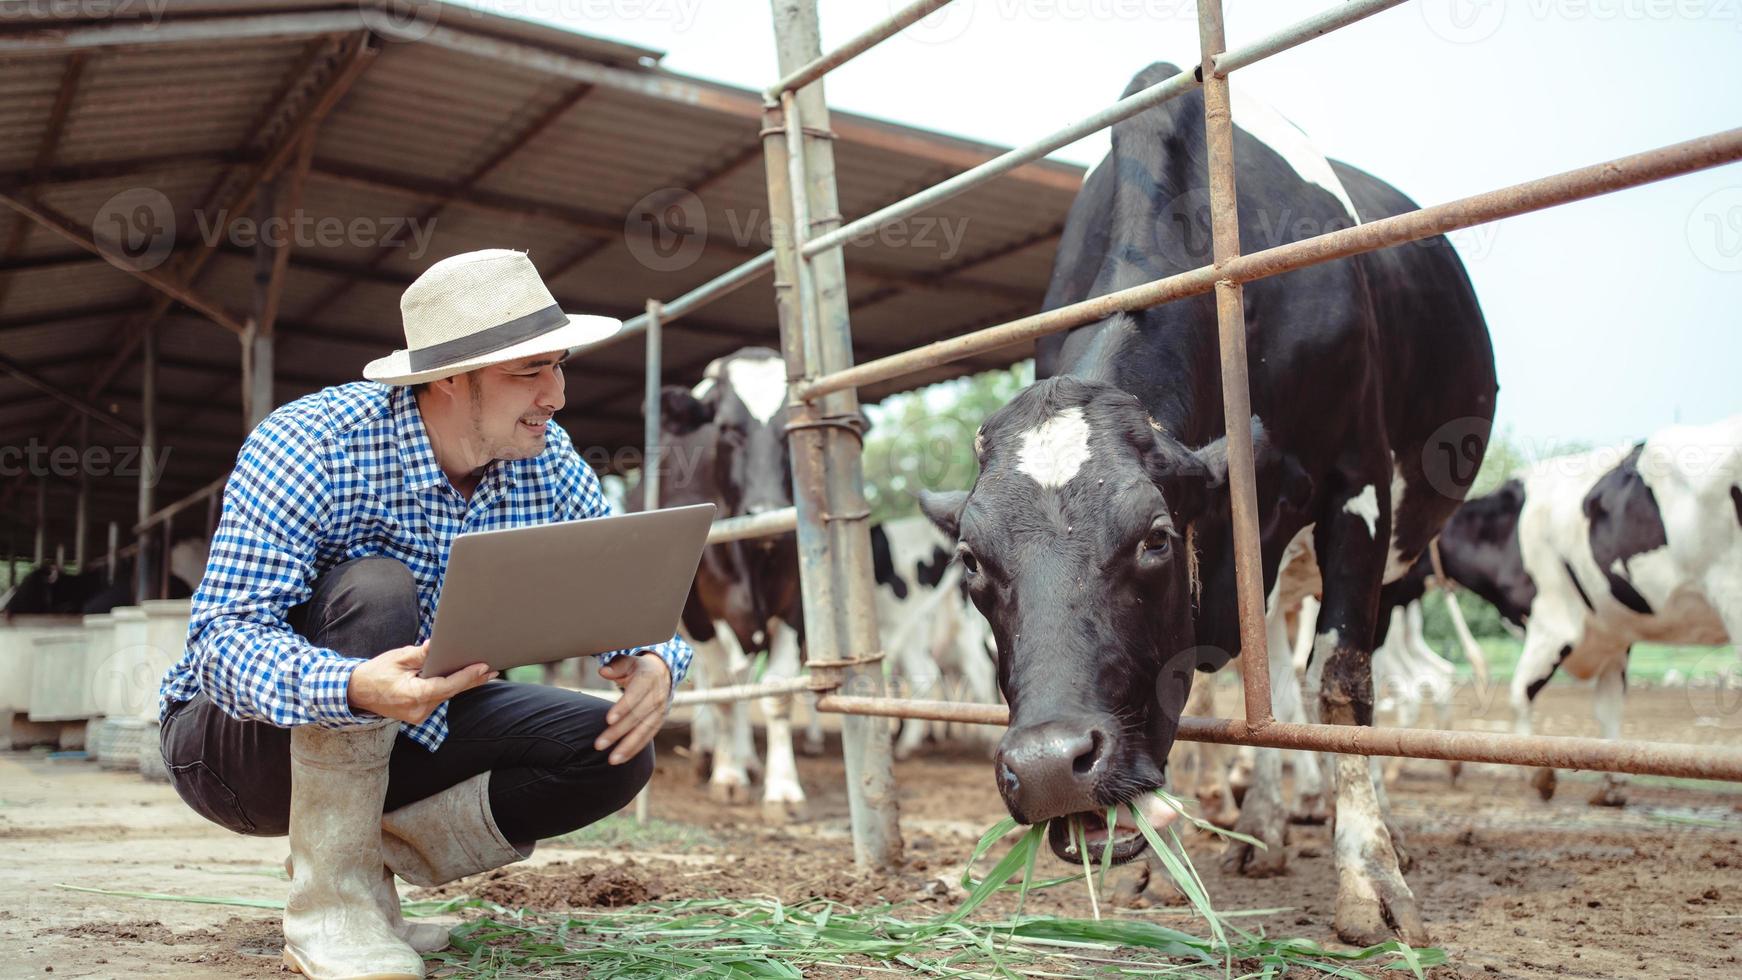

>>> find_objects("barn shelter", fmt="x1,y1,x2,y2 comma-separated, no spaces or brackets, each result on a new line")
0,0,1082,580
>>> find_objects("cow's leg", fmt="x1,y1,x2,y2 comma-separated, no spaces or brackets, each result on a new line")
1588,657,1629,807
1221,741,1288,877
699,626,756,805
1269,600,1327,824
1373,607,1415,788
1307,487,1427,947
758,619,807,822
1184,682,1237,828
1510,627,1574,801
800,690,826,757
892,618,943,761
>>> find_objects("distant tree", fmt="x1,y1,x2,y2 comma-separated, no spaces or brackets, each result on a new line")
861,361,1034,523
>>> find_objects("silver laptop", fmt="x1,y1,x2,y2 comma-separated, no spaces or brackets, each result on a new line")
420,503,716,678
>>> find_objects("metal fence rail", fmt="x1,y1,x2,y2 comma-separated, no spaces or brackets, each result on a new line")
608,0,1742,869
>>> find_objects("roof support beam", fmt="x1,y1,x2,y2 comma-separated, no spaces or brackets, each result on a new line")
298,80,598,322
0,10,366,52
0,32,379,512
0,51,87,311
0,351,140,440
0,191,249,334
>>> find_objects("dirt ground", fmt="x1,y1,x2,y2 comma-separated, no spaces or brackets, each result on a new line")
2,681,1738,978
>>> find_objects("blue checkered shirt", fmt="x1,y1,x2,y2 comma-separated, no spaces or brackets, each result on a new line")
158,381,692,751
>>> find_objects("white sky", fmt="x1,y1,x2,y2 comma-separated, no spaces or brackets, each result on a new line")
464,0,1741,451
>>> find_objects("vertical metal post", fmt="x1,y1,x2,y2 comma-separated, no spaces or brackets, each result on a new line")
766,0,902,870
33,481,44,565
73,416,88,568
642,299,663,513
246,180,278,431
634,297,663,827
105,520,117,584
136,326,157,603
159,516,173,599
1198,0,1272,728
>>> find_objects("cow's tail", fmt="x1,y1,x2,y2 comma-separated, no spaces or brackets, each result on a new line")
1441,586,1489,687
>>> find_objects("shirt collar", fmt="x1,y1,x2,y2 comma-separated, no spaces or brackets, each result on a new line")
392,385,447,492
391,384,524,494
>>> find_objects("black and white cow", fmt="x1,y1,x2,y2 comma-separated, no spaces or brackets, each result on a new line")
1433,417,1742,804
918,63,1496,944
870,515,999,760
636,347,812,821
1,539,205,620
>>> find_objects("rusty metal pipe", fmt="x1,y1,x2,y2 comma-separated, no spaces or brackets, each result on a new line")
765,0,959,100
706,507,798,545
794,127,1742,403
811,695,1742,782
1198,0,1272,729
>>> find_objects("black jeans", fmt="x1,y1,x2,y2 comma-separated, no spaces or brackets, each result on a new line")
160,557,653,843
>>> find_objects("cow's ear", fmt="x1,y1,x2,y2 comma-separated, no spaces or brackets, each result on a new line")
1158,418,1311,527
917,489,969,540
658,386,713,434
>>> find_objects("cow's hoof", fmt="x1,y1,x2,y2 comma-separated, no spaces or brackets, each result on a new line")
708,775,754,805
1289,792,1330,826
1222,802,1288,878
691,751,714,784
1530,767,1558,801
761,797,808,824
1333,863,1429,948
1587,783,1628,808
893,741,920,763
800,733,827,757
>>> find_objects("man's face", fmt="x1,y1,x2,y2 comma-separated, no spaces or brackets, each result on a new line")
455,352,568,462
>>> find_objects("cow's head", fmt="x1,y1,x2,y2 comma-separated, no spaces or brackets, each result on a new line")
1436,479,1535,628
919,376,1307,863
660,348,794,538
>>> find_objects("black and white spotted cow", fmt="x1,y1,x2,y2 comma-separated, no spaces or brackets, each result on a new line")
634,347,813,822
917,63,1496,944
1433,416,1742,805
870,515,999,760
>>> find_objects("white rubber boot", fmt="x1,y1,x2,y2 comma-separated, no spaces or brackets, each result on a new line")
286,856,451,955
281,721,424,980
382,772,532,888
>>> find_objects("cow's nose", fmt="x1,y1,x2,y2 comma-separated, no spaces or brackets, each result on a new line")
995,721,1111,824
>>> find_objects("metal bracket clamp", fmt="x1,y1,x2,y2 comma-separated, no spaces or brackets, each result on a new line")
784,412,869,442
805,651,888,688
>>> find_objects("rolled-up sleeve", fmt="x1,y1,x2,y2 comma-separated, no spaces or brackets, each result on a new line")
186,419,373,728
552,436,692,690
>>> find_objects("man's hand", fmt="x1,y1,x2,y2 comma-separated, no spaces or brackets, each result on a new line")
348,642,497,725
595,652,671,765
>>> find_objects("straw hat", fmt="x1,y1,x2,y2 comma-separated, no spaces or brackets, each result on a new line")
363,249,620,385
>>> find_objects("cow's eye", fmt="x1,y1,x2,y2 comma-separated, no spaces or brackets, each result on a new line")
957,547,980,577
1140,522,1173,560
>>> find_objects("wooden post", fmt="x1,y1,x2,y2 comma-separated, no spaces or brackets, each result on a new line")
73,416,88,568
764,0,902,870
136,327,157,602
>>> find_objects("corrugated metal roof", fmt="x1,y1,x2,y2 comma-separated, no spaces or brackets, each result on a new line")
0,0,1084,546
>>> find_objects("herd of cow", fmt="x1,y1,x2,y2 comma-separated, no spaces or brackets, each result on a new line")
6,62,1737,946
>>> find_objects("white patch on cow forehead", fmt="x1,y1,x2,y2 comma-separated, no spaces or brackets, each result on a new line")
724,357,788,424
1231,88,1360,223
1343,484,1379,538
1016,407,1093,488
